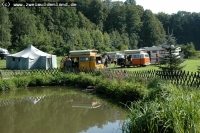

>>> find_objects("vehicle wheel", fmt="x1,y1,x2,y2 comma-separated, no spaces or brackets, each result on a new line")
121,64,125,68
127,65,130,68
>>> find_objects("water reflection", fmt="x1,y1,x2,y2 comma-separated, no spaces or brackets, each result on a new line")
0,86,125,133
26,95,46,104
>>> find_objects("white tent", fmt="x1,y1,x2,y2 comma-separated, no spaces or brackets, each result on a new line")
6,45,57,70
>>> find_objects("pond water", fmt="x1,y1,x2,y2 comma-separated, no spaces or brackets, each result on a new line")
0,86,126,133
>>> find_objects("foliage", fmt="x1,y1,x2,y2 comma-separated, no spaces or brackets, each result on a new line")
29,73,55,86
0,0,199,55
0,5,12,48
158,33,185,72
180,42,197,59
76,72,97,87
0,79,15,91
156,11,200,50
139,10,166,47
1,0,170,54
198,66,200,73
143,77,170,101
122,87,200,133
12,76,31,88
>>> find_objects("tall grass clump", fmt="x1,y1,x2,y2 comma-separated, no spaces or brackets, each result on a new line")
0,80,15,91
122,85,200,133
28,73,55,86
12,76,31,88
76,72,97,87
53,72,79,86
95,76,147,103
144,77,170,101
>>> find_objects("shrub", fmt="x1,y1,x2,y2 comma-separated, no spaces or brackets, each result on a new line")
75,72,96,87
0,80,15,91
119,82,146,103
144,77,171,101
12,76,31,88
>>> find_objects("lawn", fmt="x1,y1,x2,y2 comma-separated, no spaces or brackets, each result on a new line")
108,59,200,72
0,57,199,73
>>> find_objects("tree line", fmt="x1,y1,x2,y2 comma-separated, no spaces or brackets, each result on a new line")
0,0,199,56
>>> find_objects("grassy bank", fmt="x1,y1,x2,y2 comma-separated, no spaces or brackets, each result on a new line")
122,86,200,133
0,70,200,132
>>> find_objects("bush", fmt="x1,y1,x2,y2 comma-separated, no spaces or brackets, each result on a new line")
12,76,31,88
95,78,147,103
144,77,171,101
0,80,15,91
76,72,96,87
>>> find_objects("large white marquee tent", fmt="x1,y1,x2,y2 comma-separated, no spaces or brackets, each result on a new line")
6,45,57,70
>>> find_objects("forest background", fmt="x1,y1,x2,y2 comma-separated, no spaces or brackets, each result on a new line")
0,0,199,57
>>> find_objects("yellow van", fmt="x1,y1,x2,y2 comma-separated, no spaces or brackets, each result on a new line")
60,50,104,70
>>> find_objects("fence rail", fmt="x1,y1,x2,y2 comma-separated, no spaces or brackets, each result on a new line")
0,68,199,87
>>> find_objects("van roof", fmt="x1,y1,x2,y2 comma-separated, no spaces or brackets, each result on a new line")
124,49,146,54
106,51,121,54
69,49,98,57
70,50,98,53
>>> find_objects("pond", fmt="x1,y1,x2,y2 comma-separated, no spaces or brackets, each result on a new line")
0,86,127,133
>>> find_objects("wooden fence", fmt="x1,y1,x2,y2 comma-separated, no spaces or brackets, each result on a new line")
0,68,61,79
0,68,199,87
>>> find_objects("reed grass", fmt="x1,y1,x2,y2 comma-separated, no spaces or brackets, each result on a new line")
122,85,200,133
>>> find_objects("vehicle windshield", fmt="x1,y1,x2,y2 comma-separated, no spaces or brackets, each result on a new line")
116,54,124,58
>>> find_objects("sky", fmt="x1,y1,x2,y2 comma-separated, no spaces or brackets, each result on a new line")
112,0,200,14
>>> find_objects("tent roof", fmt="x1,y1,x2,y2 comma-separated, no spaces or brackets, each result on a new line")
7,45,52,58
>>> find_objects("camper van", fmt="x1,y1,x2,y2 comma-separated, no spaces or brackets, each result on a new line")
141,45,181,63
106,51,121,63
117,49,151,67
0,48,9,60
60,50,104,71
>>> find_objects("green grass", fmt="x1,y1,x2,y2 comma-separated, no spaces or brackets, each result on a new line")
108,59,200,72
0,59,6,69
0,57,199,72
123,87,200,132
181,59,200,72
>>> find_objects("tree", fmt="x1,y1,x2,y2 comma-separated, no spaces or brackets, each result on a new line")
139,10,166,47
87,0,109,31
158,33,185,72
180,42,197,59
104,3,126,34
156,12,171,33
9,7,37,52
77,12,96,30
0,5,12,49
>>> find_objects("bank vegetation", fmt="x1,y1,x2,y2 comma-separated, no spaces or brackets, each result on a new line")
0,70,200,132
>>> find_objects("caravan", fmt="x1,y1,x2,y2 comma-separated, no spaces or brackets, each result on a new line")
141,45,181,63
